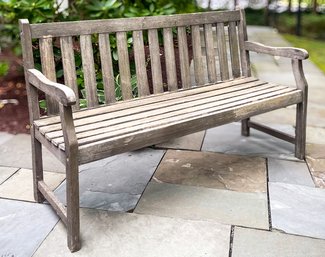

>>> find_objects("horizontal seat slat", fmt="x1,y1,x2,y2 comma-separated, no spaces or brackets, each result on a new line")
51,85,292,146
39,79,266,135
76,90,302,164
35,77,257,128
30,11,240,38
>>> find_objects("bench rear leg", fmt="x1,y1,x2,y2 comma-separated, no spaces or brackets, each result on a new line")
295,102,307,160
32,136,45,203
66,153,81,252
241,118,250,136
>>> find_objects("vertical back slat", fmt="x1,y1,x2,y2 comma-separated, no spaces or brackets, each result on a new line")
163,27,177,91
148,29,163,93
191,25,204,85
116,31,133,100
216,23,230,80
177,26,191,89
98,33,116,104
39,37,59,114
204,24,217,83
238,9,251,76
228,21,241,78
80,35,98,107
60,36,80,110
133,30,150,96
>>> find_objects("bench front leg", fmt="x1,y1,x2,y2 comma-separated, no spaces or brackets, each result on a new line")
59,104,81,252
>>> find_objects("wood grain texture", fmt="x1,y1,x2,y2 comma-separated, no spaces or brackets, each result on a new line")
177,26,191,88
192,25,204,85
80,35,98,107
238,8,251,76
204,23,217,83
39,37,59,114
245,41,309,60
60,36,80,110
148,29,164,93
133,30,150,96
228,22,241,78
30,10,241,38
116,31,133,100
98,33,116,103
216,23,229,81
163,28,177,91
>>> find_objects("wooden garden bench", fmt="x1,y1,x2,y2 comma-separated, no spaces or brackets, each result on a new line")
20,9,308,252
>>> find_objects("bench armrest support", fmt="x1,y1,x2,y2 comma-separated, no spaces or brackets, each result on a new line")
27,69,76,106
244,41,309,60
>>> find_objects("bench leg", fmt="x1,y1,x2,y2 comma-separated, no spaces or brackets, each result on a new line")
31,135,45,203
66,153,81,252
241,118,250,136
295,102,307,160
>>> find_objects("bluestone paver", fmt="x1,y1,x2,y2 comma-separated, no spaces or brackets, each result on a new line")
55,148,165,211
0,198,58,257
268,158,314,187
306,157,325,188
232,227,325,257
202,123,296,160
0,134,65,172
0,168,65,202
0,166,18,184
0,132,14,145
155,131,206,151
135,181,269,229
154,150,267,192
33,208,230,257
269,182,325,239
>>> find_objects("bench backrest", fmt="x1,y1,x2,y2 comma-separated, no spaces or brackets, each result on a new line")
20,9,250,115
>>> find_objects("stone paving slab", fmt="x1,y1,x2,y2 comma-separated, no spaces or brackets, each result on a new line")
155,131,206,151
33,208,230,257
0,132,14,145
307,144,325,159
0,166,18,185
202,123,296,161
154,150,267,192
55,148,165,211
135,181,269,229
0,168,65,202
269,182,325,240
268,158,314,187
0,134,65,173
306,157,325,188
0,198,59,257
232,227,325,257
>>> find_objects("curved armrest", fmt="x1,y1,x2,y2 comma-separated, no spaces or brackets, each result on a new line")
27,69,76,106
244,41,309,60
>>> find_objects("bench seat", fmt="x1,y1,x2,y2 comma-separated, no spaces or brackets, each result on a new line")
34,76,302,164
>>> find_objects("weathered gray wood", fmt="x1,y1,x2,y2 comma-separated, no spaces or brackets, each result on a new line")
80,35,98,107
148,29,164,93
38,180,68,224
60,36,80,110
163,28,178,91
292,59,308,159
27,69,76,106
59,104,80,252
35,77,258,128
192,25,205,85
247,120,296,144
98,33,116,104
204,24,217,83
238,8,251,77
39,37,59,115
31,11,241,38
77,91,302,164
244,41,309,60
20,19,45,203
216,23,230,81
228,21,241,78
133,30,150,96
177,26,191,88
116,31,133,100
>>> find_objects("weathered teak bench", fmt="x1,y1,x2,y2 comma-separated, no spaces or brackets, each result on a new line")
20,9,308,252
